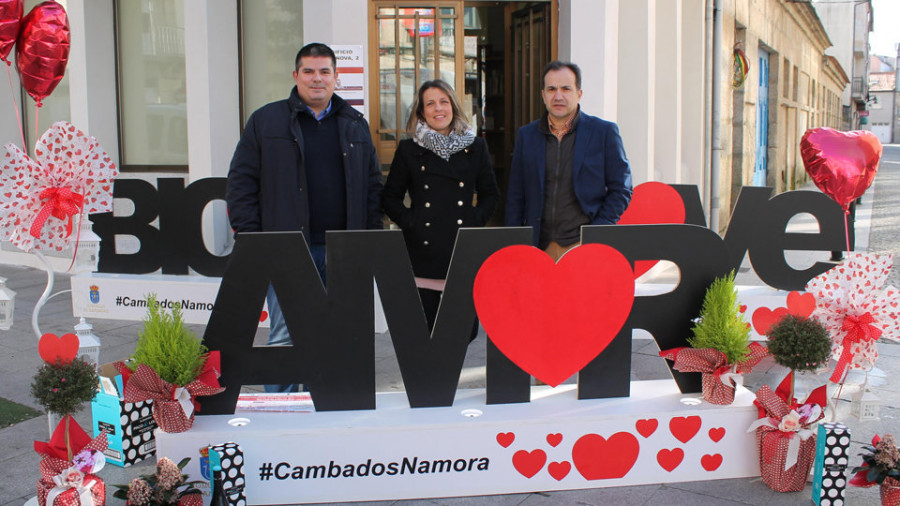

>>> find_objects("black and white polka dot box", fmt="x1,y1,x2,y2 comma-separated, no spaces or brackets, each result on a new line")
211,442,247,506
91,363,158,466
811,422,851,506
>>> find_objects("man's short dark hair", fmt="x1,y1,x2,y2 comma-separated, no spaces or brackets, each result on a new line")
542,61,582,90
295,43,337,71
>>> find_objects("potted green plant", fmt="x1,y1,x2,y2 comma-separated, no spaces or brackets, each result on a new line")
113,457,204,505
850,434,900,505
116,294,224,432
661,271,767,404
766,313,831,400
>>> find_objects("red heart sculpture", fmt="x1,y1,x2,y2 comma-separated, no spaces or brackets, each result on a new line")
546,433,562,447
572,432,640,480
657,448,684,472
547,461,571,481
701,453,723,471
801,128,881,211
618,182,687,278
38,332,80,365
496,432,515,448
635,418,658,438
474,244,635,386
669,416,702,444
751,306,788,336
512,449,546,478
708,427,726,443
786,291,816,318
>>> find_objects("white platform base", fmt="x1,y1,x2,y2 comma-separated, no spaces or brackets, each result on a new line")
155,380,761,505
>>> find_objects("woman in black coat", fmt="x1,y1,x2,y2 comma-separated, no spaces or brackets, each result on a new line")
382,80,499,331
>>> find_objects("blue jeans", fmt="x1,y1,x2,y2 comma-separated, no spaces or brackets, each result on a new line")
264,244,326,393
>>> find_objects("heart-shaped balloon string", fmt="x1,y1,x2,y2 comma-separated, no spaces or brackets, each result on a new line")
800,128,881,212
38,332,80,365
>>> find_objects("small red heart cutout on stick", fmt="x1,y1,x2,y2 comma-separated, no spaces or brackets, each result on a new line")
786,291,816,318
751,306,788,336
474,244,635,386
38,333,80,365
617,182,687,278
801,128,881,211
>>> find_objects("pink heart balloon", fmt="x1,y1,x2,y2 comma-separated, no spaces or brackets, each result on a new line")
800,128,881,211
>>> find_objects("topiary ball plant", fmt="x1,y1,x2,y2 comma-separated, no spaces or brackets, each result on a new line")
31,357,99,416
688,270,751,365
766,314,831,372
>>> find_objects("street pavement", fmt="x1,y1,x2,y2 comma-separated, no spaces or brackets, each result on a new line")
2,145,899,505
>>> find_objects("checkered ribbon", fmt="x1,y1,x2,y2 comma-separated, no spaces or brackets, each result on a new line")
660,342,768,404
117,352,225,433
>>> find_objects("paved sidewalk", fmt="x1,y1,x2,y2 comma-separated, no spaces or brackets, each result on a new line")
2,145,898,505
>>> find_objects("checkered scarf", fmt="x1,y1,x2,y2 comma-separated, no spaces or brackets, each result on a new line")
413,120,475,161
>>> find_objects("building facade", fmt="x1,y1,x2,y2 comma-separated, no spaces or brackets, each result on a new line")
814,0,873,131
0,0,849,266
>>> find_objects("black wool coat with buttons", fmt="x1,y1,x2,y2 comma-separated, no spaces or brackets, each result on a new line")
382,137,499,279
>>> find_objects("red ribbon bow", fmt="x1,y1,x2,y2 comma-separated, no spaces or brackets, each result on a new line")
30,186,84,239
830,311,882,382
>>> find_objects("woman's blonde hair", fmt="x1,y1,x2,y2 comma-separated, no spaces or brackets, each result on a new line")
406,79,471,135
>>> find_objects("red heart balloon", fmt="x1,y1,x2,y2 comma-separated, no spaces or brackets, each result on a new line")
38,332,80,365
473,244,634,386
15,0,69,106
0,0,23,64
801,128,881,211
617,181,686,278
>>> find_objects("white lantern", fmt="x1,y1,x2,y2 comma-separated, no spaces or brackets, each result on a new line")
72,219,102,273
74,317,100,370
850,388,880,421
0,276,15,330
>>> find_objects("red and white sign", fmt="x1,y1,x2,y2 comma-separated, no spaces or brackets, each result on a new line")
157,381,760,504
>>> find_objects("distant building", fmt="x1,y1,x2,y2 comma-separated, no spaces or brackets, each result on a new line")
868,72,895,143
814,0,873,130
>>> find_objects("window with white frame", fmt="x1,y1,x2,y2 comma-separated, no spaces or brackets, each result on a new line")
115,0,187,171
239,0,304,126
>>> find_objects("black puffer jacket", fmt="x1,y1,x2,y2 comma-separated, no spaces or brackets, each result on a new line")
226,88,383,239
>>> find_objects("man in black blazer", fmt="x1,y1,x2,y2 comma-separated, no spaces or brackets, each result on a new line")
505,61,633,261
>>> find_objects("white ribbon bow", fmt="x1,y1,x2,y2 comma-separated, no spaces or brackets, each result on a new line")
173,386,195,418
46,468,96,506
746,417,815,470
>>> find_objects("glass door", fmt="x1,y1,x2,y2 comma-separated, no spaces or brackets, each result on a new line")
371,2,465,167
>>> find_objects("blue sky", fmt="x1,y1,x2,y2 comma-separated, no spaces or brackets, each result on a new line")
871,0,899,57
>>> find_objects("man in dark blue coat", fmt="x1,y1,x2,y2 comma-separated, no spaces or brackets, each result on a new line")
505,61,632,261
226,43,383,392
